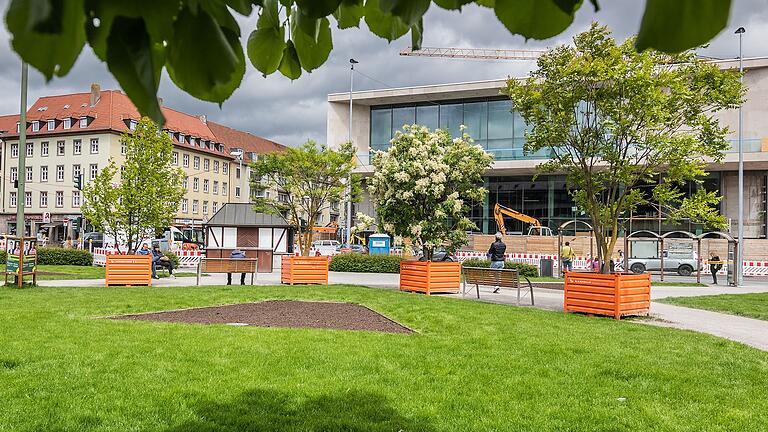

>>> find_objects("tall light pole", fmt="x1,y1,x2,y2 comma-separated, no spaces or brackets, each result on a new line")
17,62,28,237
736,26,745,286
346,58,358,244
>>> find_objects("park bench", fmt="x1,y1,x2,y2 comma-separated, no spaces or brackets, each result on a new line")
462,266,534,305
105,255,152,286
196,257,258,286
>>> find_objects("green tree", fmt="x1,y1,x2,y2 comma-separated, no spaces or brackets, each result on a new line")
4,0,731,126
370,125,493,261
82,118,186,253
505,23,744,273
251,141,358,256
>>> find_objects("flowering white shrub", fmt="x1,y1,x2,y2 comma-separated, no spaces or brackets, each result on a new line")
351,212,375,234
370,124,493,261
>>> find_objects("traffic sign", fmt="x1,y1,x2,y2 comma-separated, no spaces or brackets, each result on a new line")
42,212,50,223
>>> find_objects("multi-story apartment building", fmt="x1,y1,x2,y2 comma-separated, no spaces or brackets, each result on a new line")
0,85,285,241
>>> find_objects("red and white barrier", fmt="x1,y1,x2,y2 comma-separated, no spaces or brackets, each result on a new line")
92,247,203,268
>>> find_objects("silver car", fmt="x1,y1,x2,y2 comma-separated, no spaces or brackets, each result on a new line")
625,252,701,276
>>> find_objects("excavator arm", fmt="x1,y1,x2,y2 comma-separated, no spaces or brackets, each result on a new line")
493,203,543,234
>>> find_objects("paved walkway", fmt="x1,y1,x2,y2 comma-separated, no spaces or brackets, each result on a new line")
37,272,768,351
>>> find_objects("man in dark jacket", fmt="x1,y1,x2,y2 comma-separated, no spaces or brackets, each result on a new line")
487,232,507,293
709,252,723,285
227,249,247,285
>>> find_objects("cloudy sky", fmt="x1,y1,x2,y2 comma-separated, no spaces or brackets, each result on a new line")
0,0,766,146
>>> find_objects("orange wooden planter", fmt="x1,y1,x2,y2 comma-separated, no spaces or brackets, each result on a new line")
105,255,152,287
564,272,651,319
281,256,329,285
400,261,461,295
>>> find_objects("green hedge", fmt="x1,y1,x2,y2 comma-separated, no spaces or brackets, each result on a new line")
163,252,180,268
36,248,93,266
330,253,403,273
461,259,539,278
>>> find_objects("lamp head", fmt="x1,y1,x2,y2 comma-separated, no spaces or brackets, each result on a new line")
735,27,745,34
349,58,359,64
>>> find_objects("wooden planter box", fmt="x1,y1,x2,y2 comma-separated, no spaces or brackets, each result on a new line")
105,255,152,287
281,256,329,285
564,272,651,319
400,261,461,295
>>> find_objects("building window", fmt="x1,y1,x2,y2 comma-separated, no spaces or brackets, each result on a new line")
47,119,55,131
167,131,174,140
40,166,48,182
9,192,16,208
57,140,65,156
203,179,209,193
72,191,81,207
202,200,208,214
172,152,178,165
31,121,39,132
40,191,48,208
25,166,32,182
222,182,228,196
129,120,137,130
183,176,188,189
16,122,20,132
179,134,185,144
212,202,218,213
121,142,126,155
25,192,31,208
236,167,242,179
73,139,82,155
26,142,33,157
90,138,99,153
56,165,64,181
10,143,18,158
90,164,98,180
213,181,219,194
183,154,189,168
79,117,88,128
41,141,49,156
63,118,71,129
213,160,219,173
193,177,199,192
73,164,81,180
204,158,210,171
235,186,241,198
193,156,200,170
192,200,198,214
55,191,64,208
222,163,228,175
181,199,188,213
10,167,17,182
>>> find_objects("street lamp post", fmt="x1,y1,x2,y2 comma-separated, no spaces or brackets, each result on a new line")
17,62,28,237
736,26,745,286
346,58,358,245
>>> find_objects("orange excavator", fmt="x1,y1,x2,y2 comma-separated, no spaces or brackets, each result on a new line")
493,203,553,236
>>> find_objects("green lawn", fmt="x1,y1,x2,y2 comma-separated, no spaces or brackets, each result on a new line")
1,285,767,431
651,281,708,287
660,292,768,321
0,265,198,282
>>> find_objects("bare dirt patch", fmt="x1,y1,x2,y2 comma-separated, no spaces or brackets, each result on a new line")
111,300,412,334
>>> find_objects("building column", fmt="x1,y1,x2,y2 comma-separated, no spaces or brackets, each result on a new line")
482,177,490,234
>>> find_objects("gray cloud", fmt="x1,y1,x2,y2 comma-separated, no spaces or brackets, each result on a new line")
0,0,766,146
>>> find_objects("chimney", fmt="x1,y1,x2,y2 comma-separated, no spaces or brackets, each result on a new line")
89,83,101,107
199,114,207,124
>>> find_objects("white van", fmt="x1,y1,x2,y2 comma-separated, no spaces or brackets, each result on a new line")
311,240,341,256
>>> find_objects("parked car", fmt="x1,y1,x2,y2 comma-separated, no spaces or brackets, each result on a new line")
336,243,368,254
417,247,456,262
81,232,104,249
626,252,701,276
312,240,341,256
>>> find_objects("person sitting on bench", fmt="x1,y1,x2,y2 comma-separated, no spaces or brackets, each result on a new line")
153,244,175,279
227,249,247,285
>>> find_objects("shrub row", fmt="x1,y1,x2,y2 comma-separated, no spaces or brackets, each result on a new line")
329,253,403,273
36,248,93,266
461,259,539,278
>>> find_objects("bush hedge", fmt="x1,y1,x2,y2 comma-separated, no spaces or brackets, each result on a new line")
461,259,539,278
330,253,403,273
36,248,93,266
163,252,180,269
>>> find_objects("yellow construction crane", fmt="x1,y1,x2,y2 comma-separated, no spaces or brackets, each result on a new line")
399,47,546,61
494,203,552,236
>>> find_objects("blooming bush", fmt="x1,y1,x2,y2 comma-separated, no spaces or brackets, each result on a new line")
351,212,375,234
370,125,493,261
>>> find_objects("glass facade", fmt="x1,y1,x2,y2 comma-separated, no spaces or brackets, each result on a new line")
369,97,550,160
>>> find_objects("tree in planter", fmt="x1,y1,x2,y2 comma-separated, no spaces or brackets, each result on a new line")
251,141,358,256
81,118,186,253
505,23,744,273
370,125,493,261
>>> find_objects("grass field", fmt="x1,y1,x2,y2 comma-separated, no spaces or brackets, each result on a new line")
0,265,198,281
660,292,768,321
1,284,767,431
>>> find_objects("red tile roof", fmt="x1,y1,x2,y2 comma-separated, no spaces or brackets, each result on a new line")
207,121,286,161
0,89,285,158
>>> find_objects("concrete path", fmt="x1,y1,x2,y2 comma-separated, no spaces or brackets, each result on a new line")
35,271,768,351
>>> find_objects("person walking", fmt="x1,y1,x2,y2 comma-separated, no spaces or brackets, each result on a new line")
561,241,575,273
487,232,507,293
709,252,723,285
227,249,247,285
